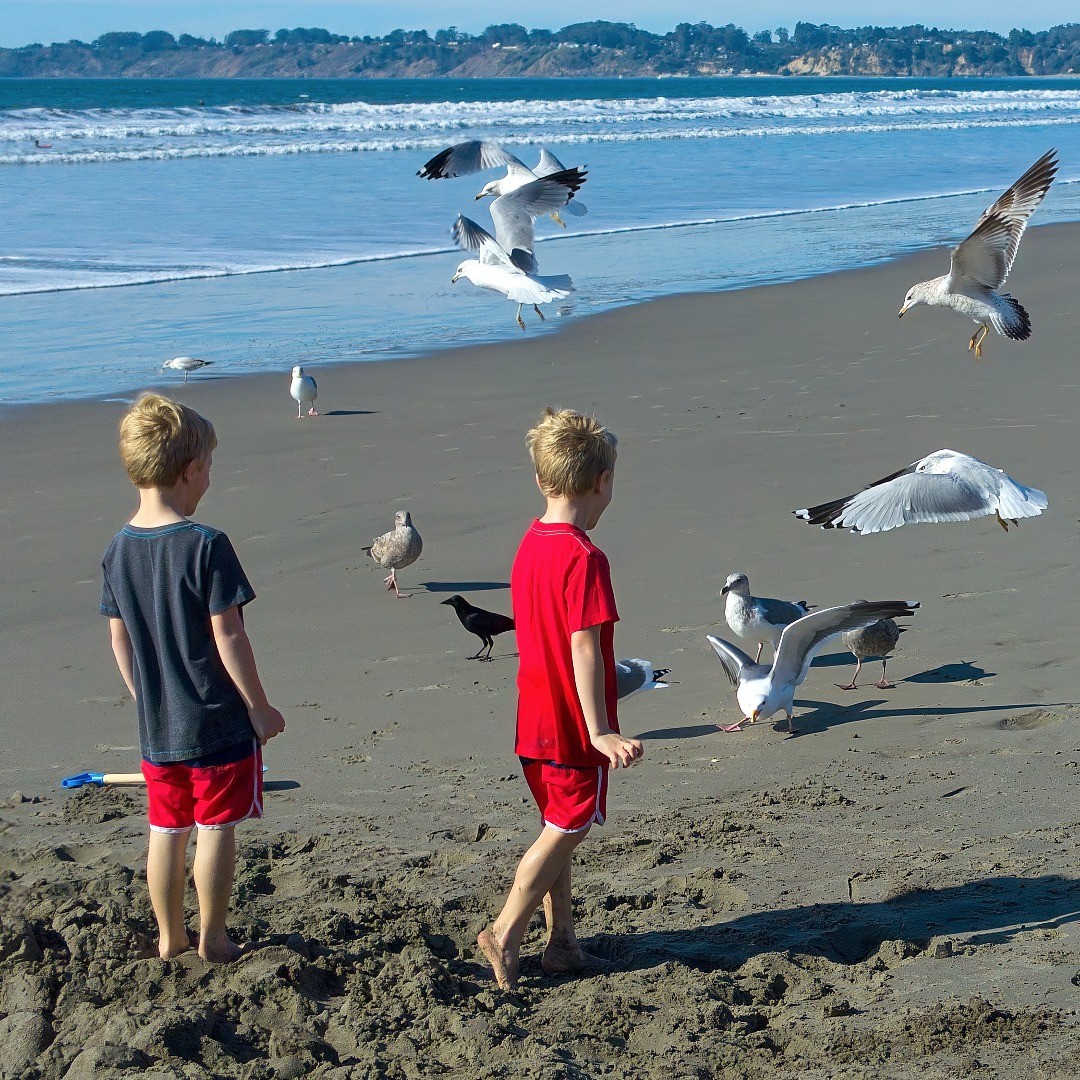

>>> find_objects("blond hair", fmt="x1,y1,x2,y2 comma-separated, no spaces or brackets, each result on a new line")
526,407,617,497
119,392,217,488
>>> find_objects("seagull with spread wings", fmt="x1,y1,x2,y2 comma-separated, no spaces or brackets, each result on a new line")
451,167,585,328
898,149,1057,358
707,601,920,734
792,449,1047,535
418,140,588,226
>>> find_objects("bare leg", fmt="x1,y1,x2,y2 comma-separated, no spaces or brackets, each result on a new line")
297,401,303,418
192,825,243,963
541,859,611,975
147,828,193,959
874,658,895,690
782,712,798,734
533,305,545,321
516,304,526,330
384,568,410,598
477,825,589,990
754,642,764,663
836,656,863,691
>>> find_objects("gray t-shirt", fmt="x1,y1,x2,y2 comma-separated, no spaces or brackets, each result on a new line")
101,521,256,763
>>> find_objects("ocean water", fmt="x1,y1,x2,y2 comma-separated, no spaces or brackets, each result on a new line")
2,76,1080,405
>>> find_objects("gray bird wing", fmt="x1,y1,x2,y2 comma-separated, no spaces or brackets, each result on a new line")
489,169,587,271
705,635,764,689
452,215,524,272
757,596,809,626
951,148,1057,289
773,602,919,687
418,140,527,179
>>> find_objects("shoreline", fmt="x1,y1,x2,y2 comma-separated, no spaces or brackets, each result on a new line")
1,224,1078,1076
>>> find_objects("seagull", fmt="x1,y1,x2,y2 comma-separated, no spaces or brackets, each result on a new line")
290,365,318,418
162,356,212,382
441,594,515,660
837,614,906,691
792,449,1048,535
898,148,1057,358
417,140,588,226
450,169,585,329
707,600,920,734
721,572,812,663
362,511,423,598
615,659,670,700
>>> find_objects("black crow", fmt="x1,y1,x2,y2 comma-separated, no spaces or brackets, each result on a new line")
441,594,515,660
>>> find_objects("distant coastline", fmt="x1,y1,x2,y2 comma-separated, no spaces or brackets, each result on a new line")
3,20,1080,79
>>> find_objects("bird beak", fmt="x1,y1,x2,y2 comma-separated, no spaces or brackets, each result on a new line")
898,305,908,318
751,709,761,724
451,272,459,284
720,585,729,595
474,193,484,200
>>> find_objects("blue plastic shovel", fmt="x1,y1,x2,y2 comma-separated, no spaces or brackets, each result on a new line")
62,771,145,788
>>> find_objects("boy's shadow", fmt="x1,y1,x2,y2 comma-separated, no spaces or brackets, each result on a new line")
588,874,1080,973
420,581,511,593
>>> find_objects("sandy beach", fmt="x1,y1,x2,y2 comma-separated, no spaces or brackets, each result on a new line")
1,224,1078,1078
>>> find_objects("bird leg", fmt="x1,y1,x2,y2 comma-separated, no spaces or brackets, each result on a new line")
297,401,303,419
384,569,409,598
968,324,989,358
533,305,545,321
781,713,798,734
719,720,747,733
836,657,863,691
308,405,319,417
516,304,526,330
754,642,764,663
874,658,894,690
995,512,1011,532
551,212,567,229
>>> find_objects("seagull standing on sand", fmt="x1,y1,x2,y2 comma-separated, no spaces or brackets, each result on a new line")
615,659,670,700
793,449,1047,535
837,614,905,691
362,511,423,598
441,594,515,660
707,600,920,734
418,140,589,227
290,365,319,418
898,148,1057,358
162,356,212,382
721,572,812,663
451,167,585,329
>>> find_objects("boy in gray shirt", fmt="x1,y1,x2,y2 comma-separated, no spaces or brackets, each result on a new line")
101,392,285,962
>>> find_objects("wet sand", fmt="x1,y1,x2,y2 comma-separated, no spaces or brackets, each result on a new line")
1,224,1078,1077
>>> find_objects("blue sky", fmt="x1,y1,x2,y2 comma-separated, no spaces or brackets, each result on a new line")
3,3,1075,50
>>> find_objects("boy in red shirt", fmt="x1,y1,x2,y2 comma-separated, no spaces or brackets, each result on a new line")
477,407,644,990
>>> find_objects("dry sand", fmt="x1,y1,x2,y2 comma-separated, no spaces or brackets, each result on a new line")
1,224,1079,1078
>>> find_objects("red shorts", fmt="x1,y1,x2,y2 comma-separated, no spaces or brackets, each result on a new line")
142,744,263,832
522,758,607,833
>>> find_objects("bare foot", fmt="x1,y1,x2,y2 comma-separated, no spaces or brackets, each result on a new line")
158,929,195,960
719,721,745,733
541,944,613,977
874,679,895,689
476,927,517,990
198,934,244,964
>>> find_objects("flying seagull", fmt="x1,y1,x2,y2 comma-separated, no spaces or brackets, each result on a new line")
615,659,670,700
362,510,423,598
289,365,318,418
793,449,1047,535
441,594,515,660
721,572,812,663
836,615,906,691
162,356,212,382
898,148,1057,357
418,140,589,226
707,600,920,734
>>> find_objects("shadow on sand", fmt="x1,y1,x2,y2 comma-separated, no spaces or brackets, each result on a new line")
591,874,1080,972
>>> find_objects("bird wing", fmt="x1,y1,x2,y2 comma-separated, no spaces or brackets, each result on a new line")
950,149,1057,289
452,215,521,271
417,140,526,179
489,168,588,269
705,635,761,689
945,454,1048,520
535,147,568,175
757,596,808,626
773,602,919,687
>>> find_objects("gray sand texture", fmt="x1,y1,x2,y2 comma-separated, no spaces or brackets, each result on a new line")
1,226,1079,1077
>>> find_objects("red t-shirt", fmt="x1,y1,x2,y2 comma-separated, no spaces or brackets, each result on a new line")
511,519,620,767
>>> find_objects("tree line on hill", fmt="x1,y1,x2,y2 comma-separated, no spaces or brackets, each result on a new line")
3,20,1080,78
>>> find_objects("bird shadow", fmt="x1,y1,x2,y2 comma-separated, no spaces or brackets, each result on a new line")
323,409,377,417
783,697,1074,737
808,650,856,669
264,780,300,792
578,874,1080,975
420,581,511,593
636,723,718,741
905,660,995,684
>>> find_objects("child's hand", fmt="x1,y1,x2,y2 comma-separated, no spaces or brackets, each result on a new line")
590,731,644,768
249,705,286,744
